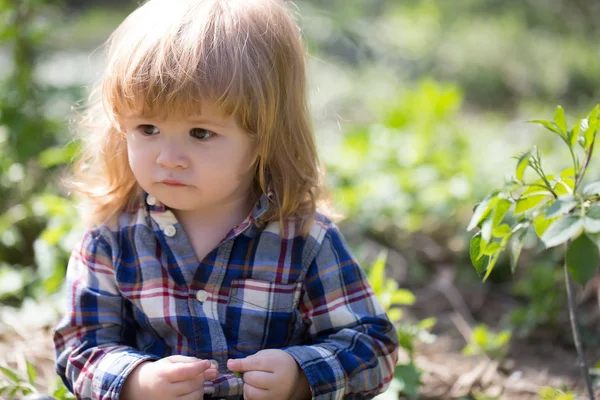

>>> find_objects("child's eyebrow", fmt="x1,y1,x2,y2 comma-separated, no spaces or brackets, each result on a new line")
186,117,228,127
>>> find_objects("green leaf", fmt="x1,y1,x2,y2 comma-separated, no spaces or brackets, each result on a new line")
391,289,416,305
38,142,79,168
566,233,599,286
540,387,575,400
544,195,578,219
481,217,494,245
554,178,574,196
470,233,489,277
554,106,567,139
367,251,387,294
52,384,70,399
583,201,600,232
492,199,512,227
560,168,576,179
534,215,554,237
418,317,436,330
515,151,531,181
483,252,500,282
510,228,527,273
387,309,403,322
583,217,600,233
529,119,561,135
26,362,35,385
467,193,498,231
394,364,421,399
0,366,20,383
515,194,549,215
587,203,600,219
583,181,600,197
584,104,600,150
541,215,584,248
482,242,501,255
492,224,511,238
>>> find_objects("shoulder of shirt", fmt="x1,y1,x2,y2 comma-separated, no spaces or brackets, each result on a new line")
259,210,340,244
81,206,149,250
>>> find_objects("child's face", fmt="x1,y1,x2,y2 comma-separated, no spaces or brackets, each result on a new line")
122,103,256,215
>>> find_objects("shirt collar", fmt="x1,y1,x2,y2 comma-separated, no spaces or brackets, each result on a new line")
143,189,272,231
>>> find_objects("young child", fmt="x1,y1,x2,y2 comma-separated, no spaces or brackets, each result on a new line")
53,0,399,399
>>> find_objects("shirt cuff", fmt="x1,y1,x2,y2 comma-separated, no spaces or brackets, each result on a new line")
283,345,346,400
91,350,157,399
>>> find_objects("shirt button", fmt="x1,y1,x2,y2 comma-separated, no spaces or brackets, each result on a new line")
196,290,209,302
164,225,176,237
146,195,157,206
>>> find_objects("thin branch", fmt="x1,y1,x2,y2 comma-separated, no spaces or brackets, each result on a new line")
530,163,558,199
564,254,596,399
568,145,579,185
576,138,596,190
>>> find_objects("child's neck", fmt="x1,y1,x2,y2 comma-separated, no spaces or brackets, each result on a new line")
173,194,254,259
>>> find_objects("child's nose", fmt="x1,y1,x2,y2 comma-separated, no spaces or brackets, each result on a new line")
156,143,188,169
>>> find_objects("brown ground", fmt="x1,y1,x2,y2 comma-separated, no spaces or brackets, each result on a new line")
399,267,600,399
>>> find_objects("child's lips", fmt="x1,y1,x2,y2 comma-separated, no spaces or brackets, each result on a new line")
161,179,188,187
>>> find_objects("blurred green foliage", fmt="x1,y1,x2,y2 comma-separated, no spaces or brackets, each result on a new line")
462,324,512,360
0,361,75,399
365,252,436,398
0,0,79,307
509,264,565,338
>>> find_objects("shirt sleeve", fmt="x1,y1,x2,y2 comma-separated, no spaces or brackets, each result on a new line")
53,230,157,400
282,225,399,399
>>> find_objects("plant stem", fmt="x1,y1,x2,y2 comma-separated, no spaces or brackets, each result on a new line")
575,138,595,190
568,146,579,184
532,165,558,198
564,257,595,399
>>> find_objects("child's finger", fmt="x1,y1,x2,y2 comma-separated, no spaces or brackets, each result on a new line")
171,373,206,396
243,383,270,400
165,355,205,364
227,355,270,373
204,368,219,381
164,359,211,382
242,370,275,390
176,387,205,400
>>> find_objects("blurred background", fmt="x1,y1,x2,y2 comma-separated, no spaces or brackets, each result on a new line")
1,0,600,399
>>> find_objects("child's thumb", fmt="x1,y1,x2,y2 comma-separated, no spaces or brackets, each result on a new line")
165,355,204,364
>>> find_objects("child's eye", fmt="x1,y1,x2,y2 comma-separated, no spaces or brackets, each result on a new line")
190,128,214,141
139,125,159,136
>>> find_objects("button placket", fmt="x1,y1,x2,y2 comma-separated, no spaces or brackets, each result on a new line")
164,225,177,237
146,195,157,206
196,290,209,302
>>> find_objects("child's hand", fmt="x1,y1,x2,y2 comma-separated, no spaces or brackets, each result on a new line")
227,349,311,400
121,355,219,400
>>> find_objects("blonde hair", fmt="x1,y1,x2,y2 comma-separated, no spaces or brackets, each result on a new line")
72,0,323,233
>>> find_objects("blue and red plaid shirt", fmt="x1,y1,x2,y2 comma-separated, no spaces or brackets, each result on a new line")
53,192,398,399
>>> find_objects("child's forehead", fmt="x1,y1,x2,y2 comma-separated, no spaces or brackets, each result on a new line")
119,102,232,121
119,107,234,127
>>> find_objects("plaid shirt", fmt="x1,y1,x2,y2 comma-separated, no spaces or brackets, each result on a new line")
53,192,398,399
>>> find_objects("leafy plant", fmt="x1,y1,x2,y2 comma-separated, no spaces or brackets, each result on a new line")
365,251,436,399
462,324,511,360
0,362,74,400
393,317,436,399
539,387,577,400
366,251,416,321
0,0,80,308
468,105,600,399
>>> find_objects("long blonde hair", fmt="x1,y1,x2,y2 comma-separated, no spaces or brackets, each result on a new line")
72,0,323,233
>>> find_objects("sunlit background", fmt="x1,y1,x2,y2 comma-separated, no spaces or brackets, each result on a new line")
1,1,600,398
